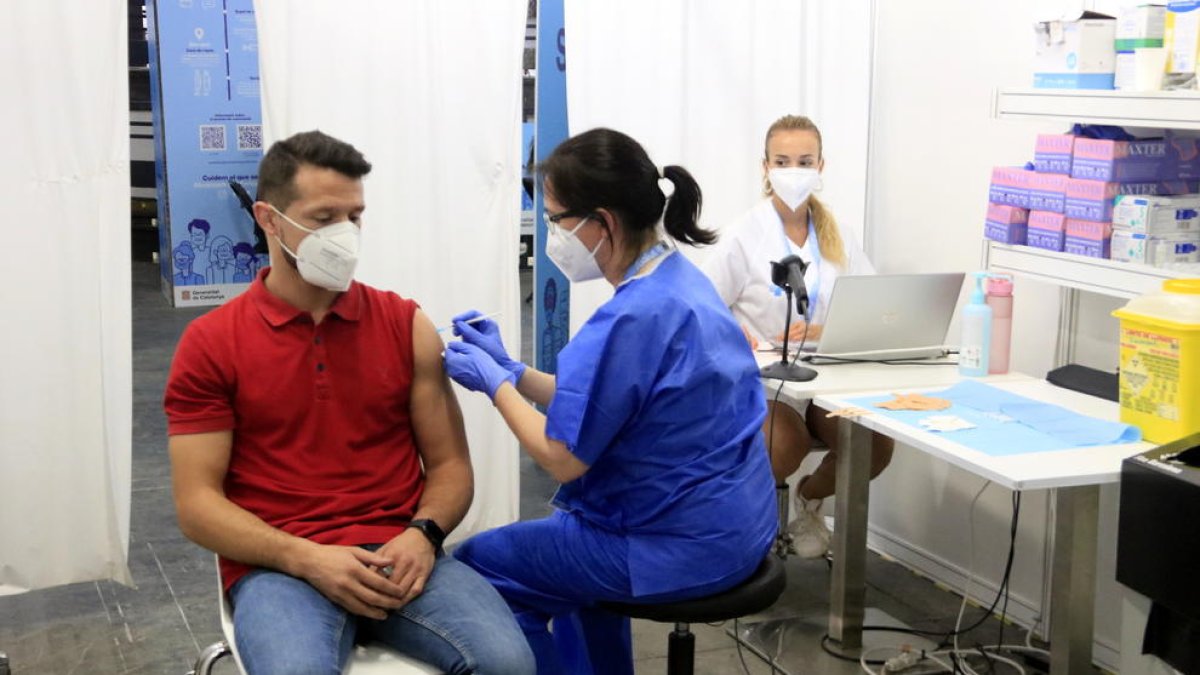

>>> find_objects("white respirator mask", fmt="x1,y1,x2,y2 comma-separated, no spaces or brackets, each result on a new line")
546,215,606,283
271,205,361,292
768,167,821,211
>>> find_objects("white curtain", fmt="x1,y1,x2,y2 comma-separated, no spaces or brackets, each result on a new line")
254,0,527,539
563,0,874,333
0,5,133,593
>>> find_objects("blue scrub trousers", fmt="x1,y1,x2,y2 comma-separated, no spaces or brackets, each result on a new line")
453,510,755,675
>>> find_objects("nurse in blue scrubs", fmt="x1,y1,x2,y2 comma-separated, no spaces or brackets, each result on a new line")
442,127,778,675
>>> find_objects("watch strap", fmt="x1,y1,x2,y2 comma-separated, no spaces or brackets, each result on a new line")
409,518,446,550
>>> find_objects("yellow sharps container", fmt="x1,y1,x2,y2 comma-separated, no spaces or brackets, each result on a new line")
1112,279,1200,443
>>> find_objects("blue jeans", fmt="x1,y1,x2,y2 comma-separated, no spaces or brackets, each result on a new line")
229,553,535,675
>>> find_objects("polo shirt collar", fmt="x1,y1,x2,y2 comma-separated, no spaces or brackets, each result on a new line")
249,267,363,327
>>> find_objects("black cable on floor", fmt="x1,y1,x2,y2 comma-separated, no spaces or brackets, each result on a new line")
977,644,998,675
834,489,1022,649
997,491,1020,649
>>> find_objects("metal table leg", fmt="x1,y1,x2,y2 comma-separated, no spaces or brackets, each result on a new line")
729,416,934,671
1050,485,1099,675
827,416,873,655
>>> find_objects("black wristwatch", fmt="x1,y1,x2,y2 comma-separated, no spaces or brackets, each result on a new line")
408,519,446,551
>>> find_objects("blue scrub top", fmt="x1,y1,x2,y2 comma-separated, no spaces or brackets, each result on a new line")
546,251,778,597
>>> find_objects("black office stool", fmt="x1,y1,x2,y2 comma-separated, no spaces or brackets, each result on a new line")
598,554,786,675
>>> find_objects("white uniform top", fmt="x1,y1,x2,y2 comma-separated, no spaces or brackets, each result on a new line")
703,198,875,343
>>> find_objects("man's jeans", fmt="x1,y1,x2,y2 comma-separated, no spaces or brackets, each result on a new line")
229,554,535,675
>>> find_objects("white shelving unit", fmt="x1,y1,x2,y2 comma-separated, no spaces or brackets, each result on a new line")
993,87,1200,131
987,88,1200,302
991,88,1200,675
985,242,1195,300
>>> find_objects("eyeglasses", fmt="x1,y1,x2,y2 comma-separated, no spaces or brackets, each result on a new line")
544,208,589,226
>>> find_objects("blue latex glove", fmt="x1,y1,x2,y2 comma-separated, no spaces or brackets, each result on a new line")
444,341,517,399
452,309,527,381
1071,123,1135,141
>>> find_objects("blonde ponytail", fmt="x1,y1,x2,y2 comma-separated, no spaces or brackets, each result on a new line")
808,196,847,269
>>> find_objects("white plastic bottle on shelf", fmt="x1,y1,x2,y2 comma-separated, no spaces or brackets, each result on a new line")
986,274,1013,374
959,272,992,377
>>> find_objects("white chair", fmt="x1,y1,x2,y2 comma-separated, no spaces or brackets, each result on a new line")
190,566,442,675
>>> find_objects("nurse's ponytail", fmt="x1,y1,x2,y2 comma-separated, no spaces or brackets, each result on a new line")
540,128,717,259
660,165,715,246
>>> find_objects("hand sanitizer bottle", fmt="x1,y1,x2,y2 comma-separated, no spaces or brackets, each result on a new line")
959,272,992,377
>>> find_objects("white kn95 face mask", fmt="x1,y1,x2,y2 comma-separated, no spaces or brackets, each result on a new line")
768,167,820,211
271,205,361,291
546,215,606,283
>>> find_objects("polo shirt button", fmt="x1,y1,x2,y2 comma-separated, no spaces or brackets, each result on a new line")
314,336,322,345
316,363,325,372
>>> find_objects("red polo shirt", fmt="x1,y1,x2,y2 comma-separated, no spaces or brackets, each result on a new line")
164,268,424,590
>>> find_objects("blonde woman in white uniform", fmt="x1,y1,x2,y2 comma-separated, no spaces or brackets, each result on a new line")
703,115,893,558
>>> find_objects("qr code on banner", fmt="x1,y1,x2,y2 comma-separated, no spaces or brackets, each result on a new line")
199,124,226,151
237,124,263,151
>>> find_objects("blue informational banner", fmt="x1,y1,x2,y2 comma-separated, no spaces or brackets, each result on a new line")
534,0,570,373
147,0,265,307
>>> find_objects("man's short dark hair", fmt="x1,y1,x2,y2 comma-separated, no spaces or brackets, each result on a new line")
188,218,211,234
256,130,372,209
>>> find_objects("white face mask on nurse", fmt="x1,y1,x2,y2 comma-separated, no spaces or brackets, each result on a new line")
764,128,825,212
543,206,607,283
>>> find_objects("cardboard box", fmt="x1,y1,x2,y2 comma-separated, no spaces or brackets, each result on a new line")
1066,218,1114,240
1116,48,1170,89
1028,227,1066,251
1165,1,1200,78
1115,8,1168,89
1029,210,1068,231
1071,137,1168,182
1112,228,1200,263
1034,12,1117,89
1034,134,1075,174
985,221,1027,244
1065,235,1112,257
1029,171,1070,212
1064,178,1193,221
989,166,1034,208
984,203,1029,244
1113,193,1200,234
1066,178,1120,220
986,203,1029,224
1166,129,1200,179
1117,5,1168,45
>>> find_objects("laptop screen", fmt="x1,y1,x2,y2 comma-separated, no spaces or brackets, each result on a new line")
808,272,965,360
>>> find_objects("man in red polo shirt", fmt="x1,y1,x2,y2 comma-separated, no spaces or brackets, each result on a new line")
165,130,534,674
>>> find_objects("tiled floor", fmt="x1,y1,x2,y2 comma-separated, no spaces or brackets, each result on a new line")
0,263,1045,674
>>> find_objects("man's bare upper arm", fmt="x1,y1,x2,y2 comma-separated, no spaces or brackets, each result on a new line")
408,310,470,470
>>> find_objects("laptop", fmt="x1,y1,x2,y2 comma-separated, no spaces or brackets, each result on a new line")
799,272,965,363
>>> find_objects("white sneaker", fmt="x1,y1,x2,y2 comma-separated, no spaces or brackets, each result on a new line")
787,493,831,559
